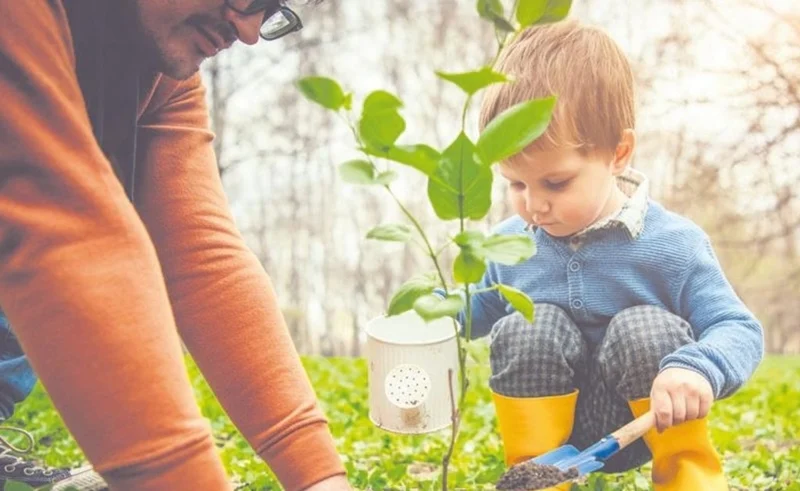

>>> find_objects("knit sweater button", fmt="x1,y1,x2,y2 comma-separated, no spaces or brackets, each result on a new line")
571,299,583,309
569,261,581,272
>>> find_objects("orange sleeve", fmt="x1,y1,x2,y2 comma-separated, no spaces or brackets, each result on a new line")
136,73,346,491
0,1,231,489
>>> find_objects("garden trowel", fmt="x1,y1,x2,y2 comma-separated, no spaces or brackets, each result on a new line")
496,411,656,490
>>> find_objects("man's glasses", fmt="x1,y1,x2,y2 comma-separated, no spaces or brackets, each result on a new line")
224,1,303,41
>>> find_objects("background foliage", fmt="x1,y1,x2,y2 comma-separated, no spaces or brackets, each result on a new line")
202,0,800,357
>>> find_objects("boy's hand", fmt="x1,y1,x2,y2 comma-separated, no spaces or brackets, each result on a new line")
650,367,714,432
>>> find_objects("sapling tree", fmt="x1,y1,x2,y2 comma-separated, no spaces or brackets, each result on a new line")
298,1,572,488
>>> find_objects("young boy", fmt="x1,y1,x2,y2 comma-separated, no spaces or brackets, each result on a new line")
469,20,763,490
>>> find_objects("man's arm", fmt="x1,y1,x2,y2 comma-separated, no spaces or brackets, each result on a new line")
0,1,230,489
135,74,347,490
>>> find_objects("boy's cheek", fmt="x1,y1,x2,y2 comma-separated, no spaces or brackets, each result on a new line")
510,195,528,219
558,197,596,227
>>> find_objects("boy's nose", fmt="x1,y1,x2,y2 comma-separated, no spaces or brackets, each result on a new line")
223,9,263,45
525,194,550,216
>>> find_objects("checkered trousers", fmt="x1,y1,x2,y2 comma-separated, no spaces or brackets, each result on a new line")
488,304,695,472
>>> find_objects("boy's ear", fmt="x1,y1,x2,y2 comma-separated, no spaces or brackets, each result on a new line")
611,129,636,175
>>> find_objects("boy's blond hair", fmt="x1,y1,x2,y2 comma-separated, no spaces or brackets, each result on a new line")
479,20,635,160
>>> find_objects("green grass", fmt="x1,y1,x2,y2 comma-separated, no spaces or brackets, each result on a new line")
5,354,799,490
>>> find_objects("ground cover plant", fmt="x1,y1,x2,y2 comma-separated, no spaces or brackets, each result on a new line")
5,351,798,490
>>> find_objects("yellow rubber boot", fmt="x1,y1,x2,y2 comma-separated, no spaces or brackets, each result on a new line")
629,398,728,490
492,390,579,491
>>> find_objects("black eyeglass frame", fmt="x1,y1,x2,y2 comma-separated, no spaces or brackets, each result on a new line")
223,1,303,41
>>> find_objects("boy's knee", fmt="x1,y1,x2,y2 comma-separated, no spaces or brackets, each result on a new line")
489,305,586,397
490,304,579,348
598,306,694,399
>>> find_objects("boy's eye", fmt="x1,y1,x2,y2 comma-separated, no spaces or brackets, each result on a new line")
509,181,526,190
544,179,571,191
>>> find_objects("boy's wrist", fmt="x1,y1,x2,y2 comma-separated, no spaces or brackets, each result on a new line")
659,355,720,399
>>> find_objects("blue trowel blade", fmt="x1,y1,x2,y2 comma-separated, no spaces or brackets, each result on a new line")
531,445,580,466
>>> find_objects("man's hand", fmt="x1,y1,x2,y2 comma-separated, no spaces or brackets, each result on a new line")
650,367,714,432
303,475,352,491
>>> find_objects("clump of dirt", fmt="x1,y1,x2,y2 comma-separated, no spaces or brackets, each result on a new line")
495,462,579,490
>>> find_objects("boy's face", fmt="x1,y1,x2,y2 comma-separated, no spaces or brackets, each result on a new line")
130,0,270,80
499,140,632,238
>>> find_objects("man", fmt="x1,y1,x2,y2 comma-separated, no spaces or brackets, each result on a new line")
0,1,350,490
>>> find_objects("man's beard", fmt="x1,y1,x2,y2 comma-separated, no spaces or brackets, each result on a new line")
142,34,200,81
125,0,200,80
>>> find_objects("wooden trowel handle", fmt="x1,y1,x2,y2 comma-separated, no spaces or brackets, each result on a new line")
611,411,656,449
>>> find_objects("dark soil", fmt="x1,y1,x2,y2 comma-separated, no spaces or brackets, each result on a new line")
495,462,579,490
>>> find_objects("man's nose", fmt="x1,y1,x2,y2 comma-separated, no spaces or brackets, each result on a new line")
223,9,262,45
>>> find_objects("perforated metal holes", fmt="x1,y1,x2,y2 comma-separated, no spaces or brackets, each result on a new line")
385,364,431,408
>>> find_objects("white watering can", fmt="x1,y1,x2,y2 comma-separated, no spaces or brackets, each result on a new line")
365,310,461,434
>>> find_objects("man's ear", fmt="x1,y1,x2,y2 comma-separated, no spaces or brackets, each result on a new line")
611,129,636,175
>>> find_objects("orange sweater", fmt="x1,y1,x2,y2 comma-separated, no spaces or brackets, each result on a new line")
0,1,344,490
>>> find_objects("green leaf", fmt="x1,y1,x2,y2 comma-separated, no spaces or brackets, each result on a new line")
5,481,37,491
453,230,489,283
477,0,515,31
477,0,505,19
389,145,440,175
454,230,486,250
363,144,440,176
493,17,516,32
477,96,556,165
428,132,492,220
516,0,548,27
413,294,465,322
495,17,516,32
339,160,376,185
363,90,403,113
436,67,509,96
366,224,412,242
359,90,406,152
359,112,405,153
387,272,440,316
497,284,535,322
296,76,348,111
539,0,572,23
375,170,398,185
454,249,487,284
477,0,504,18
483,234,536,264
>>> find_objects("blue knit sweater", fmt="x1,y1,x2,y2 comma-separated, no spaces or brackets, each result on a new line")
464,200,763,400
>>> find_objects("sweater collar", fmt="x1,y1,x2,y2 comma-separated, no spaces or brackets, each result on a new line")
575,168,649,240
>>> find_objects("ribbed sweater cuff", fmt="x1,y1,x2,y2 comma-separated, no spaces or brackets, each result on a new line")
100,431,231,491
259,421,346,491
